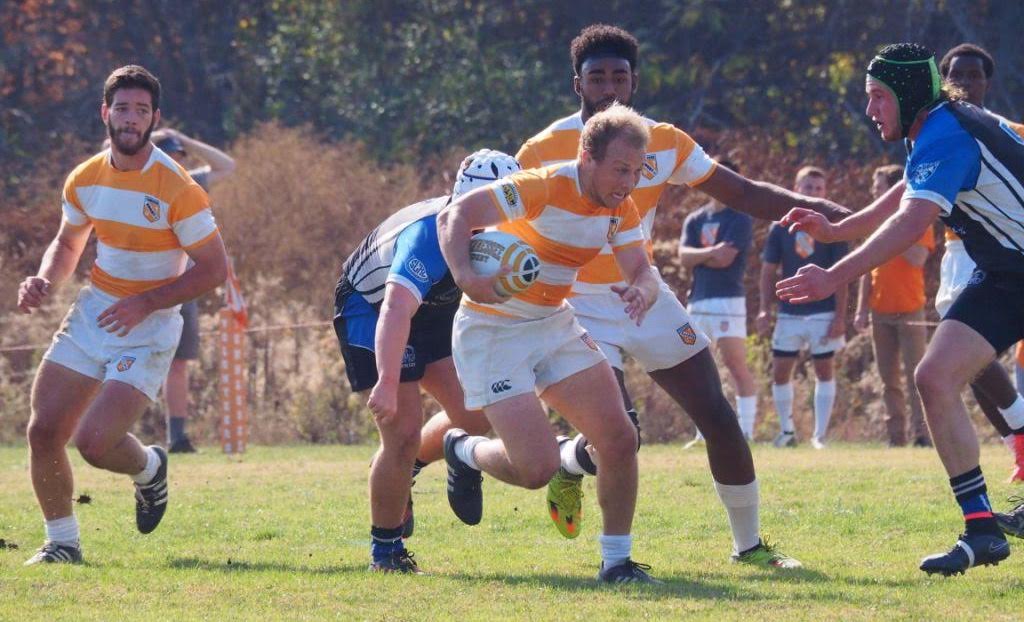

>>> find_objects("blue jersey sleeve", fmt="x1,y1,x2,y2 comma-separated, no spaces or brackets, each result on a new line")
762,223,783,264
722,213,753,253
681,213,700,248
388,216,450,303
904,121,980,215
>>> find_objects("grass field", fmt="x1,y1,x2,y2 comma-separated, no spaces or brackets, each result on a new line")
1,443,1021,621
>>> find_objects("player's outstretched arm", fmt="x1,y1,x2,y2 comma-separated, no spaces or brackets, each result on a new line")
368,283,421,421
97,233,228,336
17,218,93,314
611,244,658,325
154,128,236,185
437,188,510,304
780,181,906,243
776,198,938,305
696,165,852,223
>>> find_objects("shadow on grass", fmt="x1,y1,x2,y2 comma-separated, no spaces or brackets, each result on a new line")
443,570,748,599
443,567,860,602
166,556,365,575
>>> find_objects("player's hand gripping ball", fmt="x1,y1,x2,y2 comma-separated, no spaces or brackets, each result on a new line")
469,231,541,298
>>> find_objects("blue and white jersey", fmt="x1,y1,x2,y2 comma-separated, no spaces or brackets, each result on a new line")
337,196,459,311
904,101,1024,275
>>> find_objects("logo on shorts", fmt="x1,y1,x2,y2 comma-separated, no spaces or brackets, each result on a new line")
720,320,730,333
677,323,697,345
794,231,815,259
490,378,512,394
407,257,429,283
500,183,520,208
967,269,986,286
580,332,599,351
909,161,940,185
142,196,161,223
701,222,720,247
642,153,659,180
401,346,416,369
607,216,621,242
116,355,136,372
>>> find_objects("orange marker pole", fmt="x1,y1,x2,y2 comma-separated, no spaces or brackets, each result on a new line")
218,309,249,453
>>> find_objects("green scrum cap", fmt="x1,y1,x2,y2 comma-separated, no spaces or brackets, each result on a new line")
866,43,941,137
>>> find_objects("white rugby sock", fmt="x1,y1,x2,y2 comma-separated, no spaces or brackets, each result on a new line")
998,396,1024,430
714,479,761,554
44,515,80,546
771,383,794,434
599,533,632,569
131,446,160,484
560,436,586,476
454,435,485,471
813,380,836,440
737,395,757,438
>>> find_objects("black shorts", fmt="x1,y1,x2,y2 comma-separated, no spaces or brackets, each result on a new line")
944,270,1024,354
333,299,458,393
174,300,200,360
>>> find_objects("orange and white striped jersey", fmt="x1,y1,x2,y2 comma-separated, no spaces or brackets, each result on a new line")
465,162,645,319
517,112,716,294
61,148,218,298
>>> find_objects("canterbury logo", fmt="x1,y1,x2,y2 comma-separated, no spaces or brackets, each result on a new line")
116,355,136,372
490,379,512,394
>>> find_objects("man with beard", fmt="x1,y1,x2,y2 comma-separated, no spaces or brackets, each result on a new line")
17,65,228,564
516,24,848,567
776,43,1024,574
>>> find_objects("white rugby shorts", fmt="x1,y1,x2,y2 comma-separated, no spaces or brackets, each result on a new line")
935,238,975,318
452,304,607,410
688,296,748,341
771,311,844,356
43,286,183,401
569,274,709,372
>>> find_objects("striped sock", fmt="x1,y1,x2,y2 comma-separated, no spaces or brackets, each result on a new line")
370,525,405,562
950,466,999,536
411,459,427,479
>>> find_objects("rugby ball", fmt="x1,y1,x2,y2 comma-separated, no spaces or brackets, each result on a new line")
469,230,541,297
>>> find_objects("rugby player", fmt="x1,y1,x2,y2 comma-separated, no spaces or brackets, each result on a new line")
18,65,227,564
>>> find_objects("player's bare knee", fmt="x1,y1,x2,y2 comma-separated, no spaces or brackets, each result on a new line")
26,419,67,452
74,436,109,467
377,417,421,456
914,357,947,399
590,425,635,466
517,455,560,489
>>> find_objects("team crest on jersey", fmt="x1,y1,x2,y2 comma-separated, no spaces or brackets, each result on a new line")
967,269,987,286
407,257,429,283
500,183,520,208
143,196,161,223
642,153,659,181
677,323,697,345
909,161,940,185
401,346,416,369
116,355,136,372
580,332,599,351
701,222,720,247
794,231,815,259
607,216,621,242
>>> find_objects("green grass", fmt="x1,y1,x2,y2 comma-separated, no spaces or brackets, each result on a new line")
1,443,1021,621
